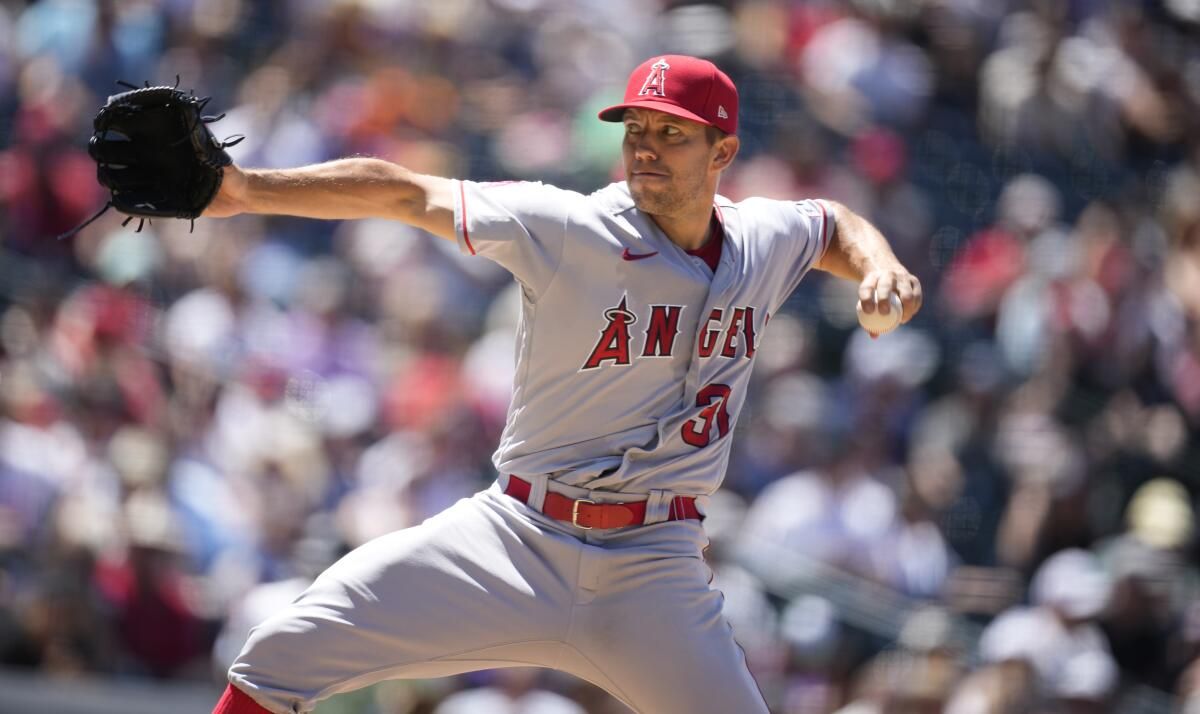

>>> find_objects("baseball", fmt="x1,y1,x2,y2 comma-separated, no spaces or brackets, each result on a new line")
857,292,903,335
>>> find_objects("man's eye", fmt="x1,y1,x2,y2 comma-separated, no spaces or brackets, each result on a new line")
663,126,681,136
625,125,641,134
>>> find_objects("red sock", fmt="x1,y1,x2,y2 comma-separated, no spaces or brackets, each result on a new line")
213,684,272,714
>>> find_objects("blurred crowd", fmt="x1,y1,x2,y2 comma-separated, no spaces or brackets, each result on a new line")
1,0,1200,712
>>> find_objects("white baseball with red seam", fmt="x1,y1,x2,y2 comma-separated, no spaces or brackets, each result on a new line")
857,291,903,335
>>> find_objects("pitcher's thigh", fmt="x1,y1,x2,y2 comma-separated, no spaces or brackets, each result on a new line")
577,556,769,714
229,496,576,713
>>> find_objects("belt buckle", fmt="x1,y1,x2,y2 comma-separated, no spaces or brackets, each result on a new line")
572,499,596,529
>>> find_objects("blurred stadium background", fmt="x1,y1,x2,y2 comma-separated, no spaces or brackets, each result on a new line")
2,0,1200,712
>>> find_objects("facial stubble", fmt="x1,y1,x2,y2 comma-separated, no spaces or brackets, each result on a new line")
628,165,710,218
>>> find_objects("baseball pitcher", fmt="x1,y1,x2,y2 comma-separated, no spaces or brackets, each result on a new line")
192,55,923,714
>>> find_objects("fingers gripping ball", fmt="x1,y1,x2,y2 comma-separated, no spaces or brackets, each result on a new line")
857,291,903,336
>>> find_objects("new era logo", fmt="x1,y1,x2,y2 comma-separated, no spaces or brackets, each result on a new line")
717,106,728,119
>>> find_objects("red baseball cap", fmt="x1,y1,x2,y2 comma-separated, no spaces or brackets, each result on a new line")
598,55,738,135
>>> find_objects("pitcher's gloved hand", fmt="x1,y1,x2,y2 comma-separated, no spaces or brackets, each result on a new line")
62,80,242,237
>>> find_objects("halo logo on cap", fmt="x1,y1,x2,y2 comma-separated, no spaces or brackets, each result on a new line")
639,58,670,98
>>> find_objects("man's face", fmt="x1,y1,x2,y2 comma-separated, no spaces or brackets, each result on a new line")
622,108,721,217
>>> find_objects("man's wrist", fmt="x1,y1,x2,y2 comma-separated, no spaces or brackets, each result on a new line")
861,260,905,279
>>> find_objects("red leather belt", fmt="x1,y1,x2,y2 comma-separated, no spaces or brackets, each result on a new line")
504,476,701,530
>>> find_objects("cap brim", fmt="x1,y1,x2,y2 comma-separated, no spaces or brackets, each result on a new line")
597,100,714,127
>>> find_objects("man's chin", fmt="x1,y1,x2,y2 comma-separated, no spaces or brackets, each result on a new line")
629,187,675,216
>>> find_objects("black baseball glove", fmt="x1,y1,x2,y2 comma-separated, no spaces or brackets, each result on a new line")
62,79,242,237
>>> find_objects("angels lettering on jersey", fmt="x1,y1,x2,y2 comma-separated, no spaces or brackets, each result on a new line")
581,296,761,370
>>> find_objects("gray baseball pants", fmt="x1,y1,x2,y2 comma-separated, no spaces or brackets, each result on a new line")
227,479,769,713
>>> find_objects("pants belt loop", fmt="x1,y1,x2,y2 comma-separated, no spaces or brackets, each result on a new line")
527,474,549,513
644,489,672,525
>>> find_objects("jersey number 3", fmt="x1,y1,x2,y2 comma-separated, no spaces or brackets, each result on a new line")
681,383,733,448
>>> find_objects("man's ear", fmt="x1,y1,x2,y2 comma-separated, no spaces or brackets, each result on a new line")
712,135,739,172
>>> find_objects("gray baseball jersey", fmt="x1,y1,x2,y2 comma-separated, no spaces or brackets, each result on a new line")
225,180,835,714
454,179,833,496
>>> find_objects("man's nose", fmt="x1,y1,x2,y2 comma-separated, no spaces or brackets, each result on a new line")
632,135,658,162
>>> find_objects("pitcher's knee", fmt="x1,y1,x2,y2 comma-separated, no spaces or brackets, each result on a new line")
226,613,326,712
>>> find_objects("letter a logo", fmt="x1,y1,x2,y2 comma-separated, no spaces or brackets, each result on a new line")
639,58,670,97
582,297,637,370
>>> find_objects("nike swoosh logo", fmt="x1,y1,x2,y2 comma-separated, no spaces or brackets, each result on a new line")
622,248,659,261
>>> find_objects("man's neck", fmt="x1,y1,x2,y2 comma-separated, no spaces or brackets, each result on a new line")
650,204,717,251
